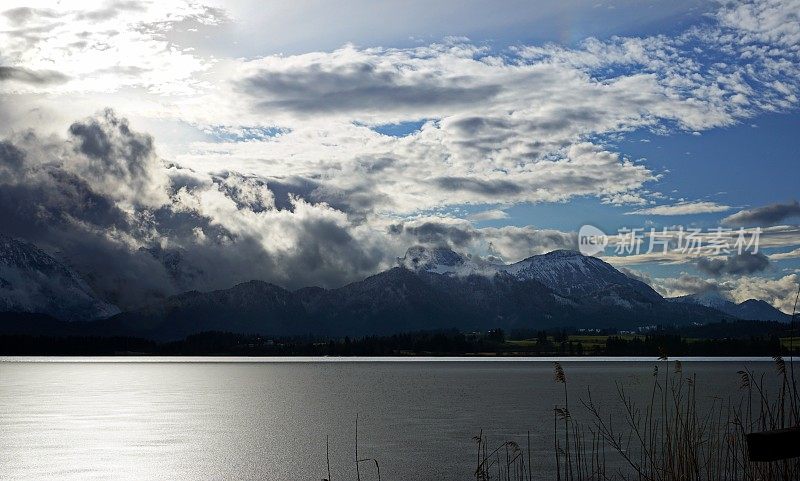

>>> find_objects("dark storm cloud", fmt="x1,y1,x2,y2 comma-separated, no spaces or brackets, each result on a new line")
239,61,501,114
0,66,69,85
0,110,390,308
0,115,176,307
491,227,577,258
70,110,152,163
722,201,800,227
396,222,478,247
263,177,323,211
696,252,770,277
65,109,169,206
262,175,385,220
389,219,576,260
434,176,524,196
0,140,25,170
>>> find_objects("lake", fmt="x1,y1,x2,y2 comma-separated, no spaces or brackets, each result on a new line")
0,357,790,480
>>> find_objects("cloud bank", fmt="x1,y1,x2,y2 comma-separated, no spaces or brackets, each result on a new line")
0,0,798,313
722,201,800,227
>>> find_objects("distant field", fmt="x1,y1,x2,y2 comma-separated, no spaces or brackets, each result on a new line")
508,334,644,350
507,334,719,351
780,337,800,350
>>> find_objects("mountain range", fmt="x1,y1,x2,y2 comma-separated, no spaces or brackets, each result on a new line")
0,238,792,340
669,291,791,322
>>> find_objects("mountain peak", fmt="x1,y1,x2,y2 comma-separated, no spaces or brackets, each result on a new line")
538,249,583,258
504,249,662,301
398,246,468,272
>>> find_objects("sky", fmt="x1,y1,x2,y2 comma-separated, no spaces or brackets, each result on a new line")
0,0,798,312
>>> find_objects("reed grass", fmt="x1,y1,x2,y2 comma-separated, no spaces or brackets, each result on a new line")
322,357,798,481
473,355,800,481
473,284,800,481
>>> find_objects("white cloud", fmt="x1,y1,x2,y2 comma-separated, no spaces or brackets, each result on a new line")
467,209,509,222
626,201,732,216
3,0,798,219
724,274,799,313
642,272,799,313
716,0,800,48
770,247,800,260
0,1,226,96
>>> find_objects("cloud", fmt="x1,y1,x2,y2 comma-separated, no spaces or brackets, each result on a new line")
638,270,799,314
434,177,523,196
0,66,69,85
171,0,799,216
724,274,799,313
696,252,770,277
75,1,146,22
2,7,59,26
619,267,653,285
0,1,799,310
650,274,721,298
0,1,225,96
0,110,588,309
0,111,395,307
626,201,732,216
67,109,170,207
3,0,799,221
238,47,501,116
770,247,800,260
467,209,509,222
389,217,576,261
716,0,800,48
601,225,800,267
722,201,800,227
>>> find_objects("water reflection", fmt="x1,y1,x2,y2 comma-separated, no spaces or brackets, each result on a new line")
0,359,785,480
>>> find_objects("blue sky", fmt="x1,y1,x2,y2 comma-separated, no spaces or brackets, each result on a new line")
0,0,798,310
473,111,800,232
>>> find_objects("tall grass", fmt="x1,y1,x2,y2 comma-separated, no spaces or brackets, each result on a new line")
474,356,800,481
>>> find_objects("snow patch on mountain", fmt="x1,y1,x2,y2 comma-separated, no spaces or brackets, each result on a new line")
0,235,120,321
397,246,499,277
398,246,661,301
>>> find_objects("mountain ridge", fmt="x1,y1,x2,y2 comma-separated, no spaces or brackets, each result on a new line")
0,235,119,321
0,242,790,340
669,291,790,322
95,246,735,340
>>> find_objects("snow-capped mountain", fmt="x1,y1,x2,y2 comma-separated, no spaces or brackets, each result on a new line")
398,246,498,276
96,246,727,340
399,246,661,302
670,291,790,322
0,235,119,321
503,250,662,301
1,243,744,339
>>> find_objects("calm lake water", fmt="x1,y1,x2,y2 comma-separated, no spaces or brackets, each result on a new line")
0,357,789,480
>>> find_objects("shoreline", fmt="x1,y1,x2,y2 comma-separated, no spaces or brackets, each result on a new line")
2,355,794,363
